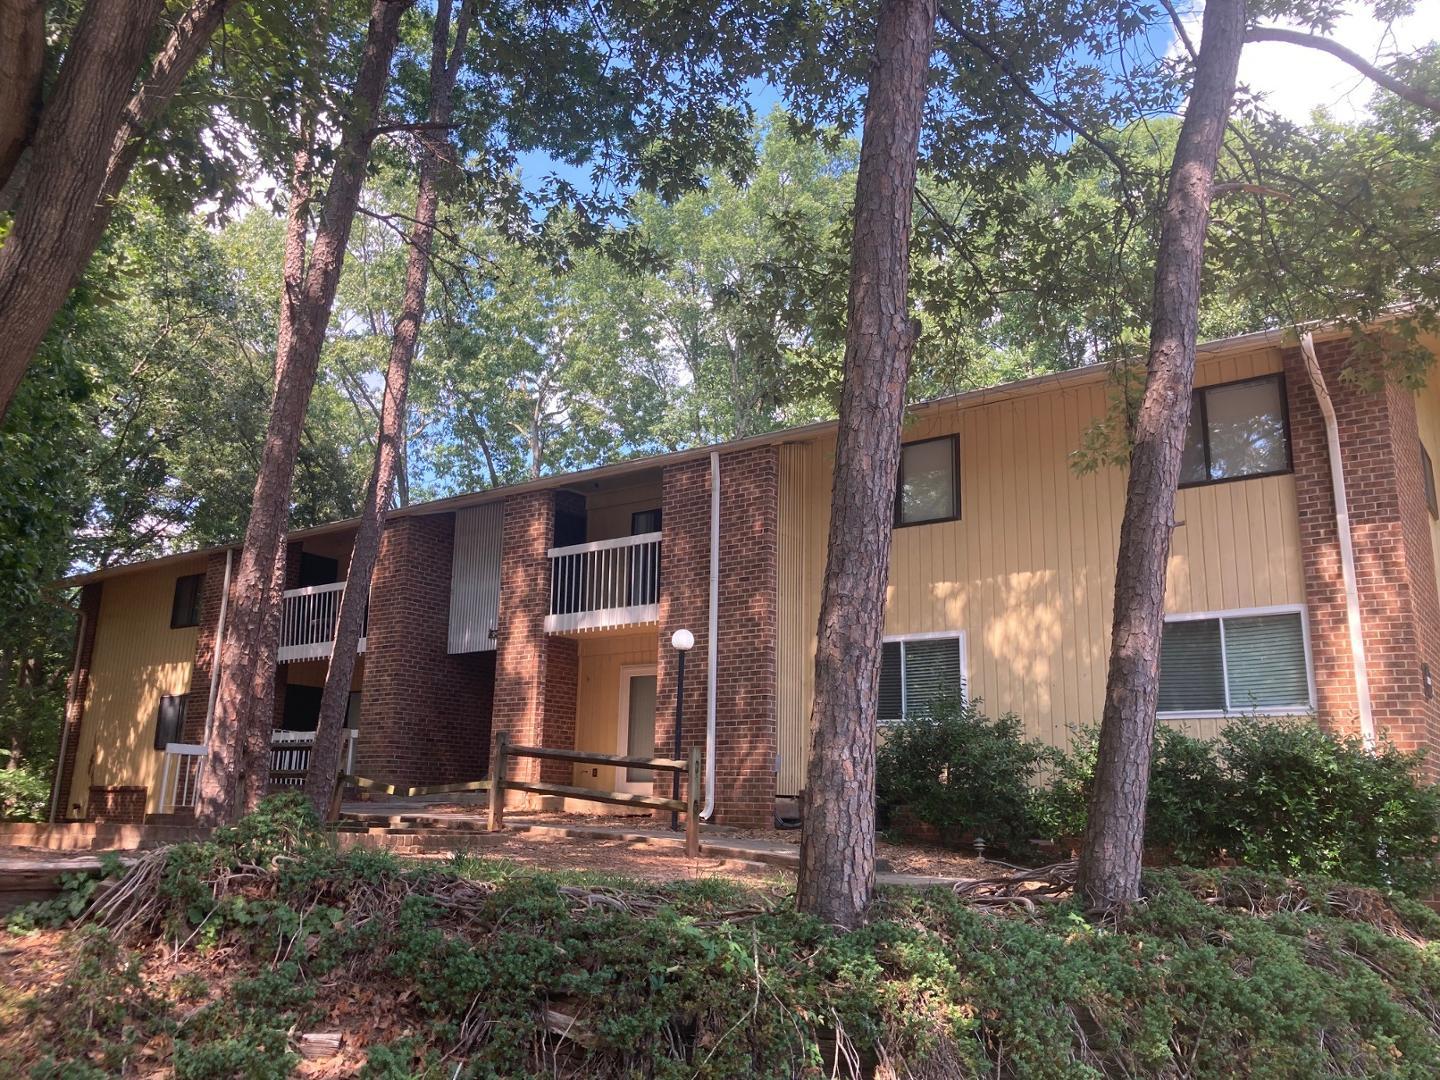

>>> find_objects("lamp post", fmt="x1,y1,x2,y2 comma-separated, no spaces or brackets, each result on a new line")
670,628,695,831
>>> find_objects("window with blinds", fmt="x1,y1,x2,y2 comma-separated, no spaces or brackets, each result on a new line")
879,635,965,722
1158,610,1310,714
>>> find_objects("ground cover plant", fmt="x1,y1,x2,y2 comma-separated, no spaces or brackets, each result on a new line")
3,795,1440,1077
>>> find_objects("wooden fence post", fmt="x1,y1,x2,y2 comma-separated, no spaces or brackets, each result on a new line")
326,771,346,823
685,745,701,859
489,732,508,832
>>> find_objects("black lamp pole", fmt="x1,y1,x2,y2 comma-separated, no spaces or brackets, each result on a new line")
671,647,685,831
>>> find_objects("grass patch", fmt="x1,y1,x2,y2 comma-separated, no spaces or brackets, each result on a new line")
6,795,1440,1078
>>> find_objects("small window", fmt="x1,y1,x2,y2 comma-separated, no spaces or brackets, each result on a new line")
1180,374,1291,486
1422,444,1438,519
154,694,188,750
1158,609,1310,714
878,634,965,722
170,573,203,629
895,435,959,525
631,509,662,535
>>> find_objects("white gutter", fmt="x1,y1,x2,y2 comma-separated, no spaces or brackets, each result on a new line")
701,451,720,819
49,608,88,823
1301,332,1376,747
202,547,234,745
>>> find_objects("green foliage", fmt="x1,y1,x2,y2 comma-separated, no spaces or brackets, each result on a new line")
7,854,124,933
0,755,53,822
1039,720,1440,893
876,699,1056,850
15,816,1440,1078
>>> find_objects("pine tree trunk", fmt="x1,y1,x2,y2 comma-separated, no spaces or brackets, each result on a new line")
0,0,166,423
305,0,474,815
196,0,412,826
1076,0,1247,913
796,0,935,930
0,0,44,190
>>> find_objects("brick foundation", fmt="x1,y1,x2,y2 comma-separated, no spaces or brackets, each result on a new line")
654,448,779,828
357,514,495,785
87,786,147,824
492,491,583,787
1284,338,1440,774
52,583,102,821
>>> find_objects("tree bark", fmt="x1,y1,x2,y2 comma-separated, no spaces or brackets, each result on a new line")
796,0,934,930
0,0,44,190
1076,0,1246,913
0,0,167,423
305,0,474,814
196,0,412,826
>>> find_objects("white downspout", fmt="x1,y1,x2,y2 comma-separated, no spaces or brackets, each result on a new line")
1301,332,1376,747
49,607,88,823
202,547,234,745
701,451,720,819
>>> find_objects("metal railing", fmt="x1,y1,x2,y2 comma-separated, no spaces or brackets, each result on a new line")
269,728,359,787
159,742,205,813
277,582,368,663
546,531,661,633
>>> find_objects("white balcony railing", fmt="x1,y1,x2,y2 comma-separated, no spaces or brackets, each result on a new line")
278,581,367,663
159,742,205,813
546,531,661,633
269,728,359,787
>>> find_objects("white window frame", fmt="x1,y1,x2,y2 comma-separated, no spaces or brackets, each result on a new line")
1157,603,1316,719
879,630,968,724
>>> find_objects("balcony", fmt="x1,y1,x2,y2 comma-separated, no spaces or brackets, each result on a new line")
269,728,359,787
546,531,661,634
278,581,367,663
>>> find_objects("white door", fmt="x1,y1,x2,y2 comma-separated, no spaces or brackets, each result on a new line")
617,665,658,794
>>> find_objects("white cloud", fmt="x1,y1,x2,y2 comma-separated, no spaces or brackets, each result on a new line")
1172,1,1440,124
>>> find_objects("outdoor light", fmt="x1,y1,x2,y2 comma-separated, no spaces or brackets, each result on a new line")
670,628,694,829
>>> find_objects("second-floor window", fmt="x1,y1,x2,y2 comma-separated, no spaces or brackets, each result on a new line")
879,632,966,722
895,435,959,525
170,573,203,629
1180,374,1291,486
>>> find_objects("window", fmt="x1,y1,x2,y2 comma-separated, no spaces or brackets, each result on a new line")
631,508,662,535
879,633,965,722
1423,444,1438,519
170,573,203,629
895,435,959,525
1158,608,1311,715
154,694,188,750
1180,374,1291,486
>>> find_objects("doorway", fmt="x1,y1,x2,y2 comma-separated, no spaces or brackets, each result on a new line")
617,665,658,794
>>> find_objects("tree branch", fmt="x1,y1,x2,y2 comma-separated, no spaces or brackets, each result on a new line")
1160,0,1198,62
1210,181,1292,201
1246,26,1440,115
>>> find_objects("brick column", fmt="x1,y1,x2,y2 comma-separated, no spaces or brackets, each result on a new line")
1284,339,1440,774
356,514,495,785
182,550,233,743
52,583,102,821
655,447,778,828
493,490,583,788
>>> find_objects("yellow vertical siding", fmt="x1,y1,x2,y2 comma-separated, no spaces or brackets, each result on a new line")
68,560,203,816
1411,334,1440,599
775,346,1306,777
570,629,659,798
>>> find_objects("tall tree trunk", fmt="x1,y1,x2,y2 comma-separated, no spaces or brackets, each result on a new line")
196,0,412,826
0,0,166,423
0,0,44,190
305,0,474,814
796,0,934,930
1076,0,1246,913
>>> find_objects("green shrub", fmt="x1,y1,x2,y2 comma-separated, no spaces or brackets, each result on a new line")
1217,720,1440,893
876,699,1054,850
0,755,52,821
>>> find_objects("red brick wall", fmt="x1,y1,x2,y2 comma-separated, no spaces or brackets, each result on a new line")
356,514,495,785
87,785,146,824
182,551,231,743
492,490,583,786
52,583,102,821
1283,339,1440,774
655,448,779,828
